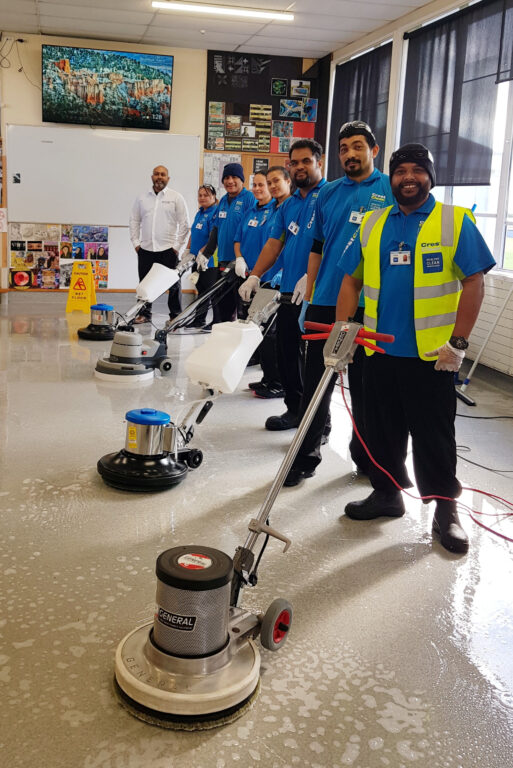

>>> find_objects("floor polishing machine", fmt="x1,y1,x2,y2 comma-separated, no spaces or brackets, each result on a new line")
93,258,238,381
113,320,394,730
98,288,281,491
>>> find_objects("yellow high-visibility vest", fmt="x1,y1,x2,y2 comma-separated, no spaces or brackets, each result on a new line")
360,201,474,359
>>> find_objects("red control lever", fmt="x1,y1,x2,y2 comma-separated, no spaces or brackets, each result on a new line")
302,321,395,354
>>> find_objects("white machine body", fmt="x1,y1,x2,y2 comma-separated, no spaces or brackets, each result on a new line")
185,320,263,394
136,263,180,303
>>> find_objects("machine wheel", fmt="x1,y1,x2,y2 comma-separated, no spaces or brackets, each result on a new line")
260,598,292,651
159,358,173,375
186,449,203,469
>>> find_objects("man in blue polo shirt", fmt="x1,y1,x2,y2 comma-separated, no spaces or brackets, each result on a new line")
201,162,254,322
284,121,393,486
336,143,495,554
239,139,326,430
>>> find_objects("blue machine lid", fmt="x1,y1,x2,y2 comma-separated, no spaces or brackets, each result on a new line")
125,408,171,426
91,303,114,310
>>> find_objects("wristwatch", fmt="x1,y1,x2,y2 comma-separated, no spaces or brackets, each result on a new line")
449,335,469,350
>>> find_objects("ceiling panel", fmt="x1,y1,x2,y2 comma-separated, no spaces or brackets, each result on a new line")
1,0,432,56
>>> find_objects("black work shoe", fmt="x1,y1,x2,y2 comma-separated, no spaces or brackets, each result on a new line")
284,468,315,487
248,380,264,391
134,315,151,324
265,411,300,431
345,490,405,520
432,502,469,554
253,383,285,399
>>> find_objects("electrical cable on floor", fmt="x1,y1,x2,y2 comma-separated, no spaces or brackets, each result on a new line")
456,413,513,420
338,373,513,544
456,445,513,474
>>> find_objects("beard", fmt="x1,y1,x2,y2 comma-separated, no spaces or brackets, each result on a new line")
293,172,312,188
343,159,364,178
393,181,430,207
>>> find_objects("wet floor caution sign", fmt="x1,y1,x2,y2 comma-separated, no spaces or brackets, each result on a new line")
66,261,97,313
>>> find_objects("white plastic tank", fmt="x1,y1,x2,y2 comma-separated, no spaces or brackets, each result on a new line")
185,320,263,393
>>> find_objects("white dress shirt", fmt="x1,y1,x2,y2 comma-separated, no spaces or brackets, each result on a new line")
129,186,190,253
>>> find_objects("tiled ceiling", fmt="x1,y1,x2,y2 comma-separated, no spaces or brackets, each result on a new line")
0,0,430,57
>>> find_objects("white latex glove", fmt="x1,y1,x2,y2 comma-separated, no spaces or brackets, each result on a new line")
235,257,248,278
189,271,200,286
196,253,209,272
292,273,307,305
180,249,191,263
239,274,260,302
426,341,465,372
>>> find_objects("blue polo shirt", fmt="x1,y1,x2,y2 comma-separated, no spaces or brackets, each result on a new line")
268,179,327,293
235,198,280,281
342,194,496,356
211,187,254,266
311,170,393,306
190,204,218,256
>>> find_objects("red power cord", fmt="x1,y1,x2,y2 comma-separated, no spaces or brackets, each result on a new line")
303,321,513,544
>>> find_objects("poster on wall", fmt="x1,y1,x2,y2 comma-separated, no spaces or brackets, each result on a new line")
8,222,109,289
203,153,242,196
205,50,329,152
290,80,311,97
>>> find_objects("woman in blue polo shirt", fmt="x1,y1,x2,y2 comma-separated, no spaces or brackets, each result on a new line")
187,184,217,329
234,173,277,285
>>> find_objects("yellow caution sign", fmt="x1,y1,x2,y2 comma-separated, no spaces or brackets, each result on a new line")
66,261,97,314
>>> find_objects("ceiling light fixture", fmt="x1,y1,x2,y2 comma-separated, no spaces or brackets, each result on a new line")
151,2,294,22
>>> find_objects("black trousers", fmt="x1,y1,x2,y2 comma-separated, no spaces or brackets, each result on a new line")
364,353,461,499
196,262,237,325
292,304,368,473
137,247,182,318
276,298,304,414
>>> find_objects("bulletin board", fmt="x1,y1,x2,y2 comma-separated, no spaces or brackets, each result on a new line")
205,51,330,155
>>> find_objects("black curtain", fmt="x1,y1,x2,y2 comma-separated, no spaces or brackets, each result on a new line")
402,0,505,186
497,0,513,83
328,43,392,180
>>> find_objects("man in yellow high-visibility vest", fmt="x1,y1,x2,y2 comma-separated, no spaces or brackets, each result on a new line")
336,144,495,554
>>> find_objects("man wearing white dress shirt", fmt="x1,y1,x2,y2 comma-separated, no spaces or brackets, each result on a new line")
129,165,190,324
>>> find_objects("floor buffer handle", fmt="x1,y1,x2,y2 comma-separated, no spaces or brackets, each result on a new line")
231,321,393,606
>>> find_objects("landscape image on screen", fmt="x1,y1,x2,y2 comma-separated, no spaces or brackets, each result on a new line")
42,45,173,130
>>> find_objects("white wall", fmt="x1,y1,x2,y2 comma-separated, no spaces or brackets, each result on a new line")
0,32,207,290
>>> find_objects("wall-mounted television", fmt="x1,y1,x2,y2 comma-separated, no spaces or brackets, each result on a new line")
42,45,173,130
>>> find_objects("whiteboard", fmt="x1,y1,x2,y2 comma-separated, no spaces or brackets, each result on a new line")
6,124,200,289
7,124,200,224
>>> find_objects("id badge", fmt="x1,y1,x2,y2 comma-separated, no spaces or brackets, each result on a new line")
195,222,203,230
390,250,411,265
248,219,258,227
288,221,299,235
349,210,365,225
219,211,227,219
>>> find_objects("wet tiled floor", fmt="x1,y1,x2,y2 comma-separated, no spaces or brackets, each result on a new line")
1,292,512,768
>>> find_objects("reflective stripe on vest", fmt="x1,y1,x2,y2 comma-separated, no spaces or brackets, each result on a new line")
360,202,473,359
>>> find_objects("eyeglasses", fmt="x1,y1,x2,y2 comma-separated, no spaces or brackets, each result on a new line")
390,147,434,164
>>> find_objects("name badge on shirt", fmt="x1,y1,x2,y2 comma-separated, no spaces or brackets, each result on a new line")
349,210,365,225
390,250,411,265
248,218,258,227
219,211,227,219
195,222,203,230
288,221,299,235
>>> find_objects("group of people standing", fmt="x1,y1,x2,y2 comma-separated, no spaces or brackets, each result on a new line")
129,124,496,556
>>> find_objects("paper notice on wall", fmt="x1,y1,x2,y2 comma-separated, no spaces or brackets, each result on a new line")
203,153,242,198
